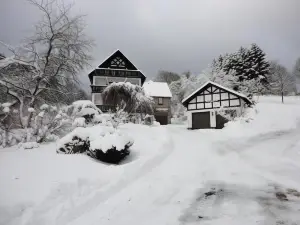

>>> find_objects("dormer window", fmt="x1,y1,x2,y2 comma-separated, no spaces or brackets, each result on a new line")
110,57,125,68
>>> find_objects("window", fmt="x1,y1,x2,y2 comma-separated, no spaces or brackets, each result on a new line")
158,97,163,105
110,57,126,68
94,77,106,86
93,93,103,105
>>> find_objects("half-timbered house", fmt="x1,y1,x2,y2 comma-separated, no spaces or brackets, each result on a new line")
182,81,252,129
88,50,146,112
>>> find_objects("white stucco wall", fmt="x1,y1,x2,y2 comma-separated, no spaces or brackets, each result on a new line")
187,103,246,129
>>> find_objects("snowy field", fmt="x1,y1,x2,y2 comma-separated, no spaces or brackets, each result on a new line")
1,96,300,225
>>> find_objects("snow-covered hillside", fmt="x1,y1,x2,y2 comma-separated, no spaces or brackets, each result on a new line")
1,96,300,225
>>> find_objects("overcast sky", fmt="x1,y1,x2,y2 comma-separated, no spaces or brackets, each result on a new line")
1,0,300,87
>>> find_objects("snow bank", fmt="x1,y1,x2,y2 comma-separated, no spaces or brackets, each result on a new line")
18,142,39,150
222,96,300,139
0,124,171,225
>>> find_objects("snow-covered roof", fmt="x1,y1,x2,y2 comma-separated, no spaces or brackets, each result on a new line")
143,81,172,98
182,81,252,104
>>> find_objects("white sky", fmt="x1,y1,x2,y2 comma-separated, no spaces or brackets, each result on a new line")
1,0,300,88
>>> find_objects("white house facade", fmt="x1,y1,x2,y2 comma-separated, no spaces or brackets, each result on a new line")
88,50,146,112
182,81,252,129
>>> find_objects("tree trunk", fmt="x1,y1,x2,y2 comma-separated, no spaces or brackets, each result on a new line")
281,92,284,103
2,129,8,148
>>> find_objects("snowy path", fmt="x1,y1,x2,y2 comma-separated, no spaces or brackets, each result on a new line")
63,126,300,225
2,98,300,225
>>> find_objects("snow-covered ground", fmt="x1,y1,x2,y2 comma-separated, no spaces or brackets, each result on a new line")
1,96,300,225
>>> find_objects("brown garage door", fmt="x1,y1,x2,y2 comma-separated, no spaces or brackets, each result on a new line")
155,115,168,125
192,112,210,129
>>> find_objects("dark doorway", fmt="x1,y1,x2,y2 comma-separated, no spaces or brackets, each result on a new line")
216,114,229,129
155,115,168,125
192,112,210,129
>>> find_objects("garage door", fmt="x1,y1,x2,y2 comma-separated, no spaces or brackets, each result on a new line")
192,112,210,129
155,115,168,125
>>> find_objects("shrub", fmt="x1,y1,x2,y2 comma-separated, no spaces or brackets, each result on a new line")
57,135,90,154
71,100,101,124
57,125,133,164
89,131,133,164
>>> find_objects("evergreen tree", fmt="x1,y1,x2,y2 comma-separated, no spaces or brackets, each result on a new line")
293,57,300,80
247,43,270,82
211,44,270,82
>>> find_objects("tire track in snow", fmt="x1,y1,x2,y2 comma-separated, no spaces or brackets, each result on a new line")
22,126,175,225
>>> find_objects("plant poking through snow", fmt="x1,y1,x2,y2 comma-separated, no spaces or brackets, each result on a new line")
70,100,101,124
0,103,22,147
30,104,70,143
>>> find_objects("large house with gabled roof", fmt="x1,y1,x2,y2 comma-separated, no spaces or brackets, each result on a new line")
88,50,146,112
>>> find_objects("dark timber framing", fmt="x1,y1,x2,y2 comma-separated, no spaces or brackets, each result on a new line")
182,82,251,111
182,81,252,129
88,50,146,85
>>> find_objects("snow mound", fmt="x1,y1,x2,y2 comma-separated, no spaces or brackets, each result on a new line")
19,142,39,149
222,96,300,139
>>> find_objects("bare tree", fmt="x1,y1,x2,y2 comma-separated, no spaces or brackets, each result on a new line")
268,61,295,103
0,0,93,131
155,70,180,84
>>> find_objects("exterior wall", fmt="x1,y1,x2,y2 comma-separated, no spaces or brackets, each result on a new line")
92,93,103,105
92,76,141,106
93,76,141,86
152,97,172,124
187,106,243,129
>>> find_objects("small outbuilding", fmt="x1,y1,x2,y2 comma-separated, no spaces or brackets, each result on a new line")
182,81,252,129
143,81,172,125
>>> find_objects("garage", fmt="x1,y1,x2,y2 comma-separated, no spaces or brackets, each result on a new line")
181,81,253,130
192,112,210,129
155,115,168,125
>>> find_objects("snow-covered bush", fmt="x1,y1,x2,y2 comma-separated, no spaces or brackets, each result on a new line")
57,125,134,164
70,100,101,124
89,129,133,164
143,114,155,125
30,104,71,143
72,117,86,128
